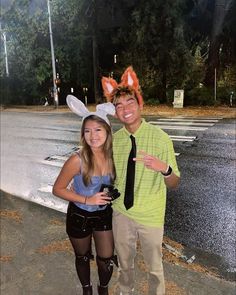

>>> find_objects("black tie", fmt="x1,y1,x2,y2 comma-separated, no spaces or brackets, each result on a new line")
124,135,136,210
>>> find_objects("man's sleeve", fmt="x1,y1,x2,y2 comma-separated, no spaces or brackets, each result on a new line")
166,138,180,177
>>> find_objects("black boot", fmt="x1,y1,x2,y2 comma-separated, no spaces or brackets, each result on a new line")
82,285,93,295
97,285,108,295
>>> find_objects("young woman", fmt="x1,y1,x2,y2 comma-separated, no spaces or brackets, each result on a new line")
53,95,118,295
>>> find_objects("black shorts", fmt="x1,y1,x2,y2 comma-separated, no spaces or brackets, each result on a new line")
66,202,113,238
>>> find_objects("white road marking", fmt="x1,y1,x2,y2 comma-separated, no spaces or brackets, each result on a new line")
47,155,68,161
153,121,215,126
170,135,196,139
40,160,63,167
170,137,195,142
169,135,196,142
157,118,220,123
30,193,67,213
38,184,53,193
149,123,208,131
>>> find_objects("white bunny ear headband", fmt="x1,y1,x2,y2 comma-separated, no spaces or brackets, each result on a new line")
66,95,115,126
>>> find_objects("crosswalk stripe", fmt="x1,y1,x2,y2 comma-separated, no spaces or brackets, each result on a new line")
154,121,215,126
41,150,181,169
169,135,196,142
40,160,63,167
149,123,208,131
47,155,68,161
38,185,53,193
30,194,67,213
40,117,220,171
157,118,219,123
157,116,223,120
170,135,196,139
171,137,195,142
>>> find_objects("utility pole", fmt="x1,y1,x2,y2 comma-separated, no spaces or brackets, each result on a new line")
214,68,217,101
0,23,9,77
0,23,10,105
92,33,99,103
47,0,58,108
92,0,100,103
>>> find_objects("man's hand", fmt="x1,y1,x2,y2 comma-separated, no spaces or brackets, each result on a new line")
133,150,180,189
133,150,168,173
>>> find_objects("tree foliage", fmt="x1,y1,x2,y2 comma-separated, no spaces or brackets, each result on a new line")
0,0,235,105
114,0,193,102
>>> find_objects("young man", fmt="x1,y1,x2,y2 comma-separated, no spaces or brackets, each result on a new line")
102,66,180,295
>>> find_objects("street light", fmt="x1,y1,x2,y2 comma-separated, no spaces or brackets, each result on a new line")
47,0,58,108
214,46,223,102
83,87,88,105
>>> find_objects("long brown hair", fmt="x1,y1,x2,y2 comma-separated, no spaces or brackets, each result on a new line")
79,115,116,186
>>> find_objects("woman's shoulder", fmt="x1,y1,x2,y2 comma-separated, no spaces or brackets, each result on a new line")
70,152,80,159
64,152,81,172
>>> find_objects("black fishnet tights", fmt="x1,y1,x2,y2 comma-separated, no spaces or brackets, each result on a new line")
94,230,114,286
69,230,114,287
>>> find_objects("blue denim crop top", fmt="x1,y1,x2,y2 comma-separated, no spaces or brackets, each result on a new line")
73,173,111,212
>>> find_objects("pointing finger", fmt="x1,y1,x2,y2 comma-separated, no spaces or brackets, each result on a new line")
138,150,149,156
133,157,145,162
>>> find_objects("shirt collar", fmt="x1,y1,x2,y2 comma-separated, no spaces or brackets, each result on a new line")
123,118,147,137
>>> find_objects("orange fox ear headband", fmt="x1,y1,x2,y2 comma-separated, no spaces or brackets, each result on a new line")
101,66,143,106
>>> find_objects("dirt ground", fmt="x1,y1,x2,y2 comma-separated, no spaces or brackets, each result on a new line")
1,104,236,118
141,104,236,118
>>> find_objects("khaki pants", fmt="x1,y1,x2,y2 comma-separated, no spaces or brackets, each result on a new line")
112,211,165,295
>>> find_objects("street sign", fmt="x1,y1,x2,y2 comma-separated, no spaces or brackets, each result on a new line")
173,90,184,108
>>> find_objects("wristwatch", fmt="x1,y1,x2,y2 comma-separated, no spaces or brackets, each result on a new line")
161,165,172,176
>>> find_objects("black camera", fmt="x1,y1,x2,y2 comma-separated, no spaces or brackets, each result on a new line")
99,184,120,207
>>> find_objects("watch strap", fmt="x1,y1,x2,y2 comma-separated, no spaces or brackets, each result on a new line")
161,165,172,176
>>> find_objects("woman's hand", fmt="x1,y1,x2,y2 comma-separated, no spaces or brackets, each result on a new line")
86,192,111,206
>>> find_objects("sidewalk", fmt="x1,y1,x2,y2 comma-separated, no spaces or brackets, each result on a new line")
1,190,235,295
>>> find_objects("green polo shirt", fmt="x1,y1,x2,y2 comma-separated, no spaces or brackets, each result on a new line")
113,119,180,227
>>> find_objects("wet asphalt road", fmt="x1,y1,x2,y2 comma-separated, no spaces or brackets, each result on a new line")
1,111,235,279
163,117,236,277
